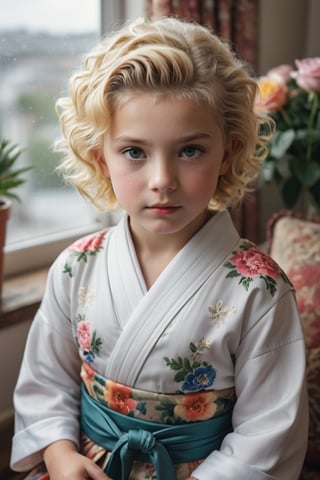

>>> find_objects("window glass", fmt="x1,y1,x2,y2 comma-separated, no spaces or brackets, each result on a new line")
0,0,101,248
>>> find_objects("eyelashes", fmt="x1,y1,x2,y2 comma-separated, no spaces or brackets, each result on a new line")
122,147,145,160
121,145,205,161
180,146,203,158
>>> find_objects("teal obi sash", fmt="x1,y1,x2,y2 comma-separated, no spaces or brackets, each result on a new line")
81,384,233,480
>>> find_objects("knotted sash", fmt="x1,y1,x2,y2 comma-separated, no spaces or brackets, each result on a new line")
81,384,233,480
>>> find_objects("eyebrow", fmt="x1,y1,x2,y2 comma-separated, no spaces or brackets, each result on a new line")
114,132,213,144
177,132,213,142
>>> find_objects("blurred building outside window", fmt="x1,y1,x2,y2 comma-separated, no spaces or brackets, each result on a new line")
0,0,107,275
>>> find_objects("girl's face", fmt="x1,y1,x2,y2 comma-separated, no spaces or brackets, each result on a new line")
103,92,232,246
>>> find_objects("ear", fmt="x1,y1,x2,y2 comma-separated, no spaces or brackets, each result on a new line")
93,149,109,177
219,144,234,176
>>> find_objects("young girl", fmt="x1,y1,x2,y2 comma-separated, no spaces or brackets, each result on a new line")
10,16,308,480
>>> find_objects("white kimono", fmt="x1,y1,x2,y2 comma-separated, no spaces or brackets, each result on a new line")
10,210,308,479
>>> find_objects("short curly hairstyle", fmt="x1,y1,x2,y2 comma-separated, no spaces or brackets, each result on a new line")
55,16,273,211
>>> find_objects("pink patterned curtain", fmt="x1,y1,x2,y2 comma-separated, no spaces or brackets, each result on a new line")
145,0,260,242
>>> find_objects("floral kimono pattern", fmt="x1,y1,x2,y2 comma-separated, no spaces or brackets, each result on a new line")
11,211,308,480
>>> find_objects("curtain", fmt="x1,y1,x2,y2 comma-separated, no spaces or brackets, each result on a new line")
145,0,260,243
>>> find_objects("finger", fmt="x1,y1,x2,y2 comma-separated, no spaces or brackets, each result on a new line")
85,461,112,480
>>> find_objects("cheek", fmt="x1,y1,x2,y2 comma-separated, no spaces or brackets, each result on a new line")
184,167,220,197
109,171,141,207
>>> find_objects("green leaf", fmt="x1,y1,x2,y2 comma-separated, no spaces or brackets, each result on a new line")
263,276,277,296
261,160,275,182
63,263,73,277
239,277,252,290
174,370,188,383
183,357,192,371
270,129,296,159
0,139,32,201
296,128,320,143
225,270,240,279
164,357,183,371
281,176,302,208
290,158,320,187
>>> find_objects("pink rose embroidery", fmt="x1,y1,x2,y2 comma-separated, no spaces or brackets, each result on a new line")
225,242,288,296
76,315,103,363
68,230,107,256
63,230,109,277
77,320,92,351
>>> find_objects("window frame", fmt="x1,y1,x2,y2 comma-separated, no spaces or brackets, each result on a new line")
4,225,101,277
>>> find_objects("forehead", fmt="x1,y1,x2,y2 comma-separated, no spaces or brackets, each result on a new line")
107,92,224,143
110,87,217,112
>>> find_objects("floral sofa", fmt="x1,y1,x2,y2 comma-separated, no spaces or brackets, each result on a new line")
267,210,320,480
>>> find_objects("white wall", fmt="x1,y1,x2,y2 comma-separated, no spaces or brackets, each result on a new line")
259,0,319,73
306,0,320,56
258,0,308,74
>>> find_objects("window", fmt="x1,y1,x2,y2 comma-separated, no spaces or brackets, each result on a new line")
1,0,146,277
0,0,104,275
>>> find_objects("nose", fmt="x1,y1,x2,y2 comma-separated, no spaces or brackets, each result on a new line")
148,156,177,193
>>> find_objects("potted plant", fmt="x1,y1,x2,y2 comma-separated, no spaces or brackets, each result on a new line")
0,138,31,298
256,57,320,217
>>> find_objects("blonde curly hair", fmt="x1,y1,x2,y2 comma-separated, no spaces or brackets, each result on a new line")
55,16,273,211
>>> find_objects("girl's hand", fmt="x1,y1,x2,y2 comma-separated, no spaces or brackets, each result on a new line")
43,439,111,480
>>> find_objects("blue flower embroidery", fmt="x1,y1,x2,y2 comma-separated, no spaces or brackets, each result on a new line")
181,365,216,392
164,339,217,393
83,351,95,363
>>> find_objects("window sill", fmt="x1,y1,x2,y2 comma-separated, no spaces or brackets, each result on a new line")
0,269,48,329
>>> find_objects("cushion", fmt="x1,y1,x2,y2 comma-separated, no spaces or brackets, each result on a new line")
267,210,320,469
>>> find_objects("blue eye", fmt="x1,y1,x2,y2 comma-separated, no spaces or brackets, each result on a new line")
123,147,145,160
180,146,202,158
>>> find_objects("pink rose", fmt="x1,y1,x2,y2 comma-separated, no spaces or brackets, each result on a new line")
77,320,92,351
267,64,294,82
230,247,281,279
291,57,320,92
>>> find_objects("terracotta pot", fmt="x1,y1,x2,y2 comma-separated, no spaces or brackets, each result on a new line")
0,199,11,299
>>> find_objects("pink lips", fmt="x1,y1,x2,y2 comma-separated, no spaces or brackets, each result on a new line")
148,203,181,215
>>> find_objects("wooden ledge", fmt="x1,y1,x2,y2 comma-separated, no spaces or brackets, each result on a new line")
0,269,48,329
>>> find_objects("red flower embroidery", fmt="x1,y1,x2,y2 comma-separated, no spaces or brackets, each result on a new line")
225,242,287,296
82,361,96,378
81,362,96,398
104,381,136,415
230,245,281,279
174,391,217,421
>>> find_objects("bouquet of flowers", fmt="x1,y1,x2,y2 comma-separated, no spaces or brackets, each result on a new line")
256,58,320,214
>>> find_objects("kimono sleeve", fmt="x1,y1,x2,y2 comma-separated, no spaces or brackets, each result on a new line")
192,290,309,480
10,251,82,472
